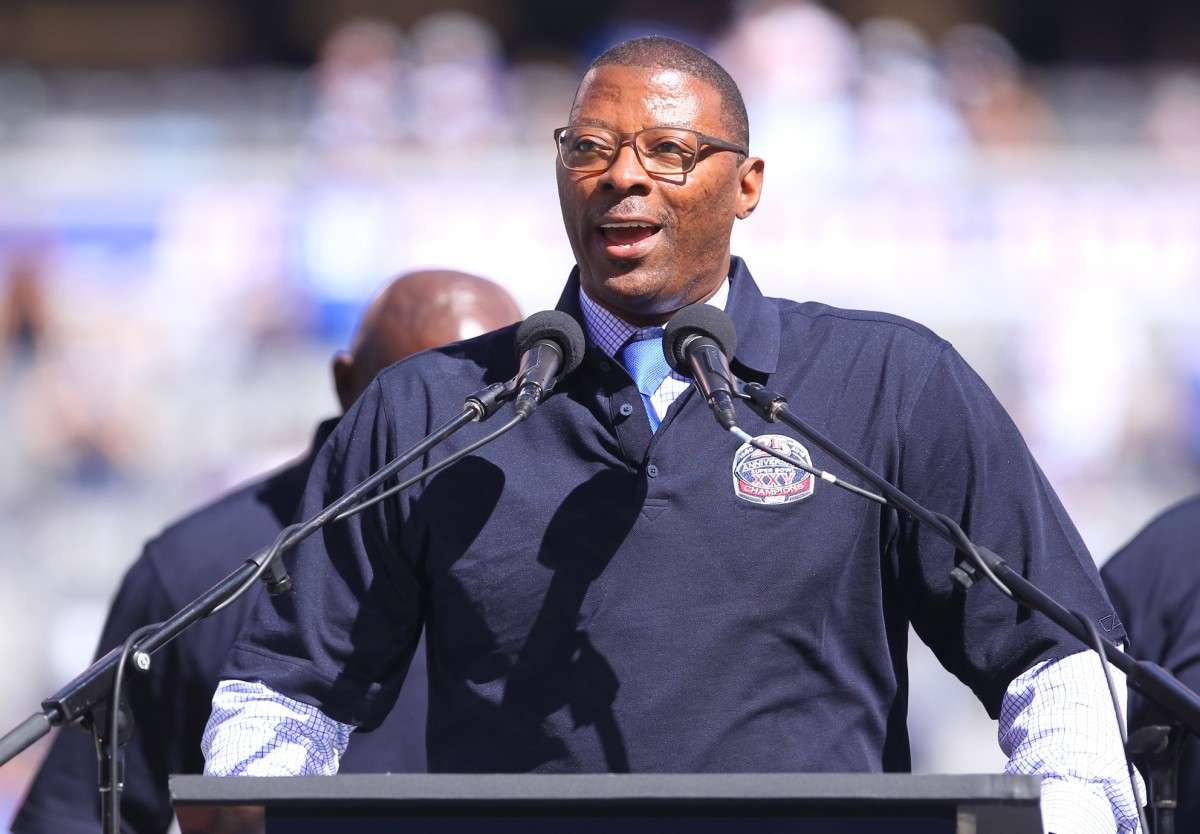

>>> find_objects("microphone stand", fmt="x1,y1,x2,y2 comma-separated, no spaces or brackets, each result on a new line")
0,382,512,833
1127,723,1184,834
736,379,1200,830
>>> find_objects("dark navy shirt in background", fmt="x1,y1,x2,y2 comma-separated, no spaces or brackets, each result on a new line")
12,421,428,834
1101,493,1200,833
225,257,1121,775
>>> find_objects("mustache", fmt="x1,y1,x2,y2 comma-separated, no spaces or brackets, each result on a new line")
588,200,665,225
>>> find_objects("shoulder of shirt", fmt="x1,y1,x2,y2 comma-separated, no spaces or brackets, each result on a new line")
137,456,311,589
374,322,523,390
770,296,951,351
1103,492,1200,577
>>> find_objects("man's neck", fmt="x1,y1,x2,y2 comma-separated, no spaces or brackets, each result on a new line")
579,279,731,360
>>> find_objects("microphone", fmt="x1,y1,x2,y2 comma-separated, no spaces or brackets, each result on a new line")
663,304,739,430
512,311,586,419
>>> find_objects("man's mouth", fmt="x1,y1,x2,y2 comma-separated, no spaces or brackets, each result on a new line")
597,220,661,259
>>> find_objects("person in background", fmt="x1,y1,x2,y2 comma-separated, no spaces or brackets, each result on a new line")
1,250,48,365
10,269,522,834
1101,494,1200,833
204,36,1140,834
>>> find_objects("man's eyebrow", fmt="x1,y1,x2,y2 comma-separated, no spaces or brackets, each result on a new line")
566,121,699,132
566,119,618,129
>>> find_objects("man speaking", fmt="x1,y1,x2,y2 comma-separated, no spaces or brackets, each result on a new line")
204,36,1140,834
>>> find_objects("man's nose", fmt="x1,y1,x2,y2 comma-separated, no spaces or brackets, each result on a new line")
599,142,652,191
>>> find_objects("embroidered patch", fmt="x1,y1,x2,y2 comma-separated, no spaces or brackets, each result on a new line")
731,434,815,505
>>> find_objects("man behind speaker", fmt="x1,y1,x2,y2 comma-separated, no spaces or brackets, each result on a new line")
1102,494,1200,833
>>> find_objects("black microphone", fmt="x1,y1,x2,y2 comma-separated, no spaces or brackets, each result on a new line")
663,304,739,430
512,311,586,419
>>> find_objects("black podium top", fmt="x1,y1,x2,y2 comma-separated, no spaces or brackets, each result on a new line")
170,773,1042,834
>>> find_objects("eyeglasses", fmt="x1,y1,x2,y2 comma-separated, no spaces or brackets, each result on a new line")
554,125,748,175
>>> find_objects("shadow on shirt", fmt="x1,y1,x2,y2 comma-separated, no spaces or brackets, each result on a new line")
391,459,642,772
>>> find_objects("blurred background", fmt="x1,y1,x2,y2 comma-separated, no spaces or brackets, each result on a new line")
3,0,1200,825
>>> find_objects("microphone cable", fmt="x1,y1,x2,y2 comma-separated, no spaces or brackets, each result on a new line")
1074,613,1150,834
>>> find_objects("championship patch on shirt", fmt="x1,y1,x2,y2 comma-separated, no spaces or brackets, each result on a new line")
731,434,816,505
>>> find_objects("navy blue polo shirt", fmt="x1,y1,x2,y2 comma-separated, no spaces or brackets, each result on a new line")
1101,494,1200,832
225,257,1121,774
13,421,428,834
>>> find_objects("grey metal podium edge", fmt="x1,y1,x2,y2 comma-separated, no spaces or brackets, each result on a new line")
171,772,1042,806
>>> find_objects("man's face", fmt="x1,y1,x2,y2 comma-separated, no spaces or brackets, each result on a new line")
556,64,763,326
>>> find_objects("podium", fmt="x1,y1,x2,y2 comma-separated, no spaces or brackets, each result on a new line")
170,773,1042,833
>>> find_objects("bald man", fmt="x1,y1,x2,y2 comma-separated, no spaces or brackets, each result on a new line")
334,269,522,410
11,270,521,834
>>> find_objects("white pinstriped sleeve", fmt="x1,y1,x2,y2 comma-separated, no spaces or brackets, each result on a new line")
1000,651,1144,834
201,679,353,776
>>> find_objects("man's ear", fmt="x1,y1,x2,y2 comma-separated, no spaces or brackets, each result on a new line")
332,351,356,413
736,156,765,219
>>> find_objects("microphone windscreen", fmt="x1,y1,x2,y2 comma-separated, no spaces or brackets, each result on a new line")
514,310,587,379
662,304,738,373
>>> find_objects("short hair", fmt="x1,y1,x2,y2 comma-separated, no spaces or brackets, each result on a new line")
582,35,750,150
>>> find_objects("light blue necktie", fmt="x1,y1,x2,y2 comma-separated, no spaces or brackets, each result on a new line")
618,334,672,430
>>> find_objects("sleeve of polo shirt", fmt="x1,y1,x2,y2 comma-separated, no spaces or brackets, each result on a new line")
219,375,426,731
888,344,1138,830
892,343,1124,716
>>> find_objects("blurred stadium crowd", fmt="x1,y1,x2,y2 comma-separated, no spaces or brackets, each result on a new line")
3,0,1200,825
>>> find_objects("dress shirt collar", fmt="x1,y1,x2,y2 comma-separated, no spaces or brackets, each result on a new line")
578,279,731,359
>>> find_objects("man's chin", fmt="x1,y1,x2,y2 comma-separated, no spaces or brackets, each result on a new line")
592,284,678,325
600,252,647,273
595,269,658,300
